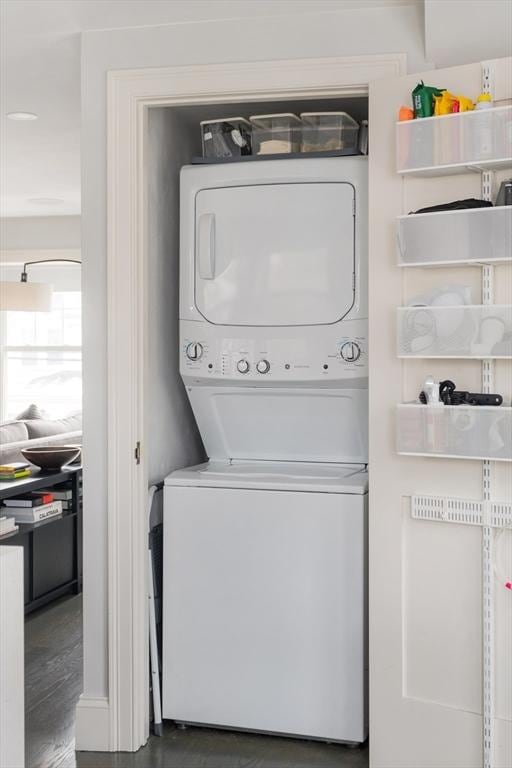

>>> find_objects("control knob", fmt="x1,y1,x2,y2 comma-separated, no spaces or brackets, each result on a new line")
237,359,250,374
186,342,203,361
340,341,361,362
256,359,271,374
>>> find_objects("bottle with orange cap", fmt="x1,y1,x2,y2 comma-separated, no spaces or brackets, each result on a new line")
398,106,414,121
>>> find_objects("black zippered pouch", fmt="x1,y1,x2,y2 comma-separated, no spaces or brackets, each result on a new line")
410,199,493,214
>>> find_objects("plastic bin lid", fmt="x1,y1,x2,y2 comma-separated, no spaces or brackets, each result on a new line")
200,117,252,126
249,113,303,127
300,111,359,127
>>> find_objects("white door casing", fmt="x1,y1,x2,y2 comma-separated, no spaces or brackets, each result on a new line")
81,54,406,753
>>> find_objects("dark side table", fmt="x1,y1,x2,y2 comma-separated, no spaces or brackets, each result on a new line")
0,467,82,614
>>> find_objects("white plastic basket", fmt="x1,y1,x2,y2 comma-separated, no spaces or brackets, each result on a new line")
397,206,512,267
396,105,512,175
396,403,512,461
397,304,512,358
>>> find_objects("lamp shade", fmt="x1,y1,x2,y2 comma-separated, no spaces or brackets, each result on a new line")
0,281,53,312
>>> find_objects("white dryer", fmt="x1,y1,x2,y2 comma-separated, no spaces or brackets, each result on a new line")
178,157,368,463
163,157,368,743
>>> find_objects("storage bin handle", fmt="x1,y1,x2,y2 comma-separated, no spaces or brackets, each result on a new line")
198,213,216,279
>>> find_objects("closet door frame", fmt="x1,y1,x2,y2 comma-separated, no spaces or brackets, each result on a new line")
100,53,405,753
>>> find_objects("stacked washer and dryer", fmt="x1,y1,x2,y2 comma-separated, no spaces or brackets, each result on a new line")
162,157,368,745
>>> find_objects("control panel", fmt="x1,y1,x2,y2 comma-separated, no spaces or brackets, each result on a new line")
180,319,368,384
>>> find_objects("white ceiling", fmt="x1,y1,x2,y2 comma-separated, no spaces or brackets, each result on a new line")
0,0,416,218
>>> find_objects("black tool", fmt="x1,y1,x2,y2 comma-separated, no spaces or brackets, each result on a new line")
419,379,503,406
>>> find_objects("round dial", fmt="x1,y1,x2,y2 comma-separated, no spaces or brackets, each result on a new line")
237,359,250,374
185,342,203,361
340,341,361,362
256,359,270,374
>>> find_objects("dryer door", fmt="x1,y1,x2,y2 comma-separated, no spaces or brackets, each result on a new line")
195,182,355,326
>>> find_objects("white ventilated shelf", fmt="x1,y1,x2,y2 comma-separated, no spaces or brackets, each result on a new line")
411,494,512,528
396,105,512,176
397,304,512,358
396,403,512,461
397,205,512,267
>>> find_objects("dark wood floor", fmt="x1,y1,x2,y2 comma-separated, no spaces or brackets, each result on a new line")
25,594,83,768
78,725,368,768
26,594,369,768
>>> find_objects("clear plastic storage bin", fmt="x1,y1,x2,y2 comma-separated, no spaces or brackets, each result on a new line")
396,403,512,461
300,112,359,153
397,206,512,267
249,114,302,155
201,118,252,159
397,304,512,358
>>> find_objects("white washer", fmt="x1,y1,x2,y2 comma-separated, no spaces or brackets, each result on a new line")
163,157,368,743
163,461,368,744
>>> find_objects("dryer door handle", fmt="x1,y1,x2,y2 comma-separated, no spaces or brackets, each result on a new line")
198,213,216,279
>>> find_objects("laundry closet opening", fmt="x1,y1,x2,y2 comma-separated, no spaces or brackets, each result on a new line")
146,92,369,745
147,93,369,494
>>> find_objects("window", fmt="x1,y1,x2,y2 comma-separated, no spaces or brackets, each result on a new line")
1,291,82,420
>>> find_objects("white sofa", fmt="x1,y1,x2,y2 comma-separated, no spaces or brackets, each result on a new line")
0,408,82,465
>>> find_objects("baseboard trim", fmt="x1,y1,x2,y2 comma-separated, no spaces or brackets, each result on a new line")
75,695,110,751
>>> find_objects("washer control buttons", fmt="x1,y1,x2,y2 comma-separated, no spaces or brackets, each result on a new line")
340,341,361,362
256,359,271,374
237,359,250,374
185,342,203,361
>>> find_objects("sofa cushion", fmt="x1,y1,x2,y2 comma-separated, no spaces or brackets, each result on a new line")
25,413,82,439
16,403,45,420
0,430,82,466
0,420,29,445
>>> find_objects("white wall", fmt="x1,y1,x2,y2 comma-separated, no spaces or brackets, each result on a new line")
80,1,434,701
147,108,205,503
0,216,81,252
0,547,24,768
0,263,81,292
425,0,512,68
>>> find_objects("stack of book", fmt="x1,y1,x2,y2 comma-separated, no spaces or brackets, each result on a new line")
0,515,18,537
50,487,73,511
0,462,32,482
2,492,62,523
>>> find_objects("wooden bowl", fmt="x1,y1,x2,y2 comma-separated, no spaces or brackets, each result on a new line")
21,446,81,471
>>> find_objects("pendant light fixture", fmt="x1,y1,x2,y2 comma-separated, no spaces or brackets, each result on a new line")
0,259,81,312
